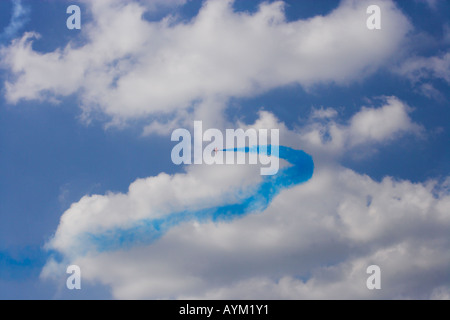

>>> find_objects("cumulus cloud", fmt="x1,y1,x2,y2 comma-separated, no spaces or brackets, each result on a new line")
346,97,422,146
1,0,411,127
43,151,450,300
3,0,443,300
294,96,422,156
41,101,449,300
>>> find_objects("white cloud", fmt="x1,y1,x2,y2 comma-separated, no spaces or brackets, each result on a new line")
41,105,449,300
346,97,422,146
398,53,450,85
310,107,338,120
1,0,411,127
43,160,450,300
7,0,443,300
295,96,422,155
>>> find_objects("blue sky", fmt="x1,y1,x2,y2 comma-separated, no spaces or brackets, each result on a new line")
0,0,449,299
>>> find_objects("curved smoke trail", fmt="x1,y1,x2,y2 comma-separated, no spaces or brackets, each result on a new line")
86,146,314,252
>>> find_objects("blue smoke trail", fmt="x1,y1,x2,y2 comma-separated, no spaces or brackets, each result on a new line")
86,146,314,252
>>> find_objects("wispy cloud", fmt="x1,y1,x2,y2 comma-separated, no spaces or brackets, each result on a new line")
0,0,30,43
414,0,440,10
396,53,450,100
